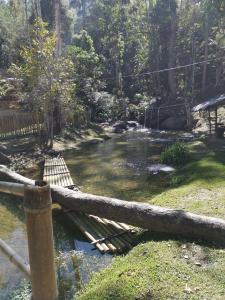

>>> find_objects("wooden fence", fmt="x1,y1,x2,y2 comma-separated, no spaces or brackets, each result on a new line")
0,112,43,140
0,181,58,300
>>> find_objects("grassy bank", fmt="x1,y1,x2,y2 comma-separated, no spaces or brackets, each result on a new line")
76,137,225,300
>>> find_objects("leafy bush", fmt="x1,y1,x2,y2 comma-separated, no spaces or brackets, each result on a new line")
160,141,189,166
11,280,31,300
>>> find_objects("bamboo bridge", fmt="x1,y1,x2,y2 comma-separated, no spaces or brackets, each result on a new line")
43,156,137,253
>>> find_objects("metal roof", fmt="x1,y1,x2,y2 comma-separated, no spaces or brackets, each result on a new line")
192,94,225,112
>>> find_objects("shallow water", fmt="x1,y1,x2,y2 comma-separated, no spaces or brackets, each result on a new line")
64,130,174,202
0,129,189,299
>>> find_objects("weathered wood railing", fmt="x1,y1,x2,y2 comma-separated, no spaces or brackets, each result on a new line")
0,113,43,140
0,181,58,300
0,239,31,279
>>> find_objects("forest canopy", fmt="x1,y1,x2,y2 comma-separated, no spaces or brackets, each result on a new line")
0,0,224,133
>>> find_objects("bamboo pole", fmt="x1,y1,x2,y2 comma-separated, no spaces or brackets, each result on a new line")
24,181,58,300
0,181,24,196
66,211,105,253
0,238,31,279
102,218,133,244
90,215,128,250
86,215,118,252
74,212,110,252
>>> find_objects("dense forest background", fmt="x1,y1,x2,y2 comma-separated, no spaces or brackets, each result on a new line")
0,0,224,134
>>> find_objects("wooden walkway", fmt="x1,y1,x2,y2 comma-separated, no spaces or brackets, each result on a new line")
43,157,136,253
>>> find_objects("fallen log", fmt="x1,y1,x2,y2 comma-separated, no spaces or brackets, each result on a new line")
0,165,225,244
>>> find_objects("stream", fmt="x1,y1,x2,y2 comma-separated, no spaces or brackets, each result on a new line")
0,129,193,299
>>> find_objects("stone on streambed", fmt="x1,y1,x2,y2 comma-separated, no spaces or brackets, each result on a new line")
146,163,175,174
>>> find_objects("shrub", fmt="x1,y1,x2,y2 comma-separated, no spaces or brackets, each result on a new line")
160,141,189,166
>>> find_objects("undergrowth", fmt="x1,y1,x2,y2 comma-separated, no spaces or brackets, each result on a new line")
160,141,189,166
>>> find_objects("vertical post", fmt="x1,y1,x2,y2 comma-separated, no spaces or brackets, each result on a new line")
157,108,160,130
24,181,58,300
215,107,218,133
208,110,211,135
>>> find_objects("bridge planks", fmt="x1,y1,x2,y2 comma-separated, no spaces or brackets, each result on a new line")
43,157,136,253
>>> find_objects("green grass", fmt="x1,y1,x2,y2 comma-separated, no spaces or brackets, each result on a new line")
76,241,225,300
76,137,225,300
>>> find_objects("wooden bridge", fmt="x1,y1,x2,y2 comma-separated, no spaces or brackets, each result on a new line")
43,157,137,253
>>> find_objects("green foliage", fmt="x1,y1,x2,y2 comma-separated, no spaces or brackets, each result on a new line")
68,30,104,99
160,141,189,166
0,78,14,98
10,280,31,300
169,174,186,186
1,0,225,124
68,30,105,122
9,18,76,145
91,92,114,122
10,18,75,106
0,2,15,67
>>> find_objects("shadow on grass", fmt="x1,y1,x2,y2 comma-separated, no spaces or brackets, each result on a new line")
137,229,225,250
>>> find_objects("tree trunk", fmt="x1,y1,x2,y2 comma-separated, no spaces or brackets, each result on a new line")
49,109,54,149
0,166,225,245
32,0,42,18
202,16,209,97
81,0,87,29
24,0,31,46
115,59,123,96
54,0,62,57
215,47,224,90
168,10,177,102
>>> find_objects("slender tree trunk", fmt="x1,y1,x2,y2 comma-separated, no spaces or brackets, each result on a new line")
32,0,42,18
115,58,123,96
168,11,177,102
53,0,63,136
54,0,62,57
49,109,54,149
81,0,87,29
202,16,209,97
215,47,224,90
24,0,31,46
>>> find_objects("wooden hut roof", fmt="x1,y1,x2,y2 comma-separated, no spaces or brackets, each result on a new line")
192,94,225,112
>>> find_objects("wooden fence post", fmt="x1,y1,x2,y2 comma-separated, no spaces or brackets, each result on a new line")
24,181,58,300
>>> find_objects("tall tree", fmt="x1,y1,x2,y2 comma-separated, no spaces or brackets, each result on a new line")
54,0,62,56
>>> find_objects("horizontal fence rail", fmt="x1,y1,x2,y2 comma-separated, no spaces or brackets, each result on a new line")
0,181,58,300
0,112,44,140
0,238,31,279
